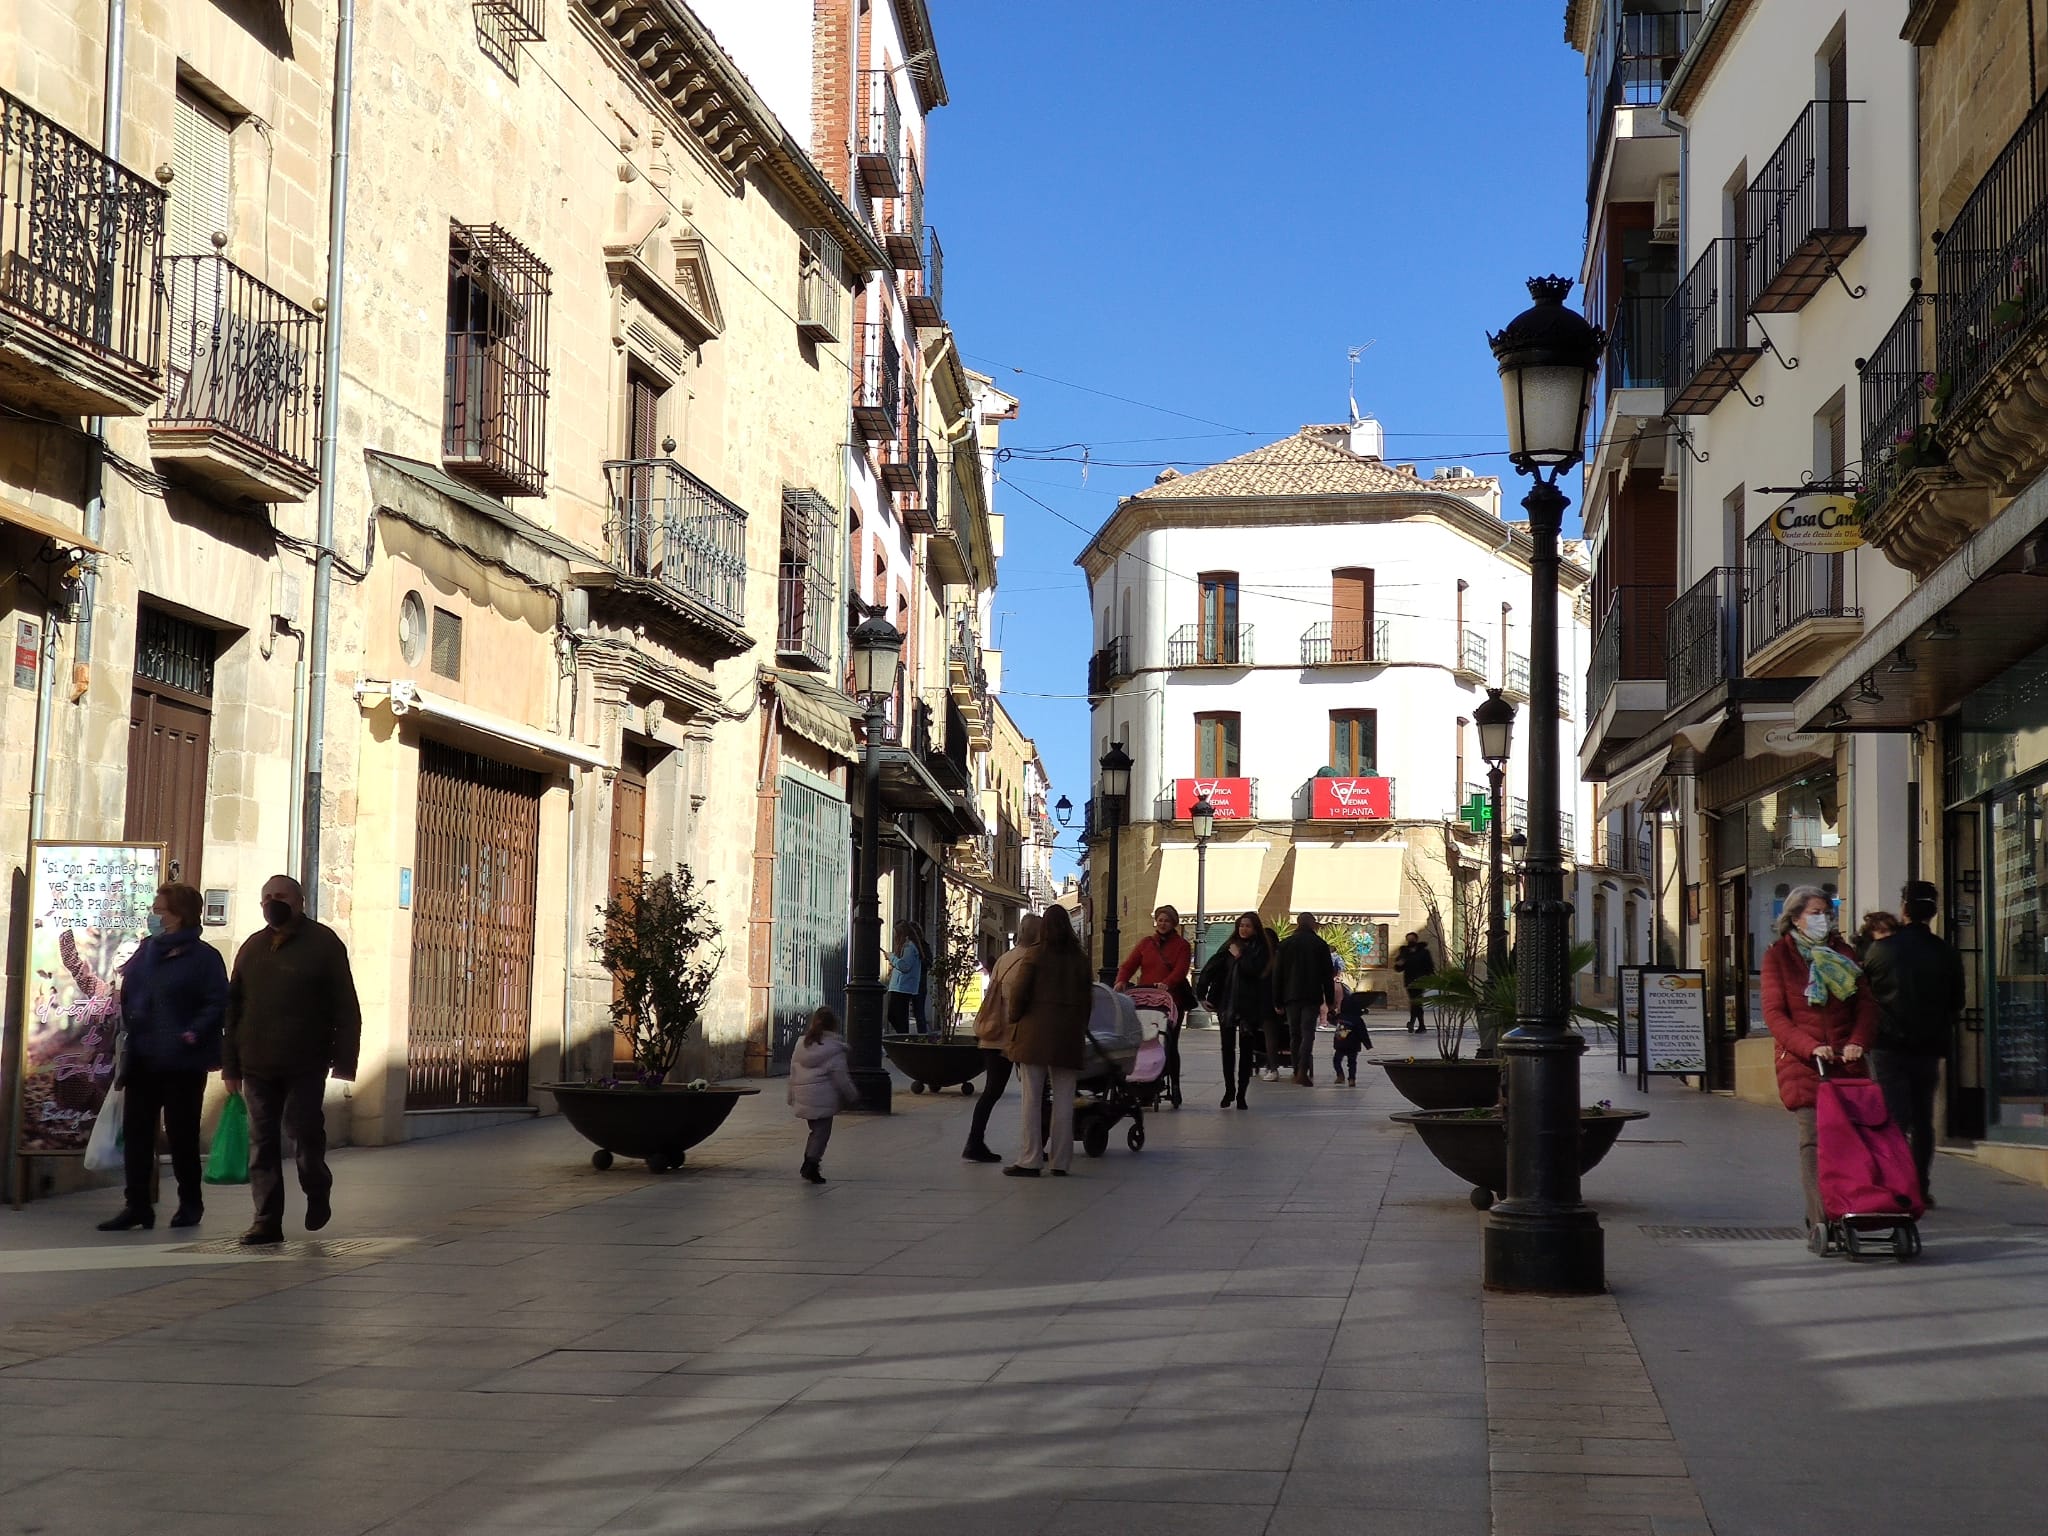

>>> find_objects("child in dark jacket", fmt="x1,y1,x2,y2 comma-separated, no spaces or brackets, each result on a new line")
1331,965,1370,1085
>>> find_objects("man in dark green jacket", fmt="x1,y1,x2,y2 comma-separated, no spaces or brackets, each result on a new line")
223,875,361,1245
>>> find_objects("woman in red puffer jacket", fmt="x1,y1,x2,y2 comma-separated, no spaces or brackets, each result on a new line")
1760,884,1876,1235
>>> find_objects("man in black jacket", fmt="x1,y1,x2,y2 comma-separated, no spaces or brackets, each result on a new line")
1394,932,1435,1033
1276,914,1337,1085
1861,879,1963,1206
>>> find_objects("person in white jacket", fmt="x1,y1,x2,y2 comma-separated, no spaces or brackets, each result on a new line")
787,1007,857,1184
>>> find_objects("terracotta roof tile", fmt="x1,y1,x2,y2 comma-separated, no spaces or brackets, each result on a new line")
1132,429,1499,502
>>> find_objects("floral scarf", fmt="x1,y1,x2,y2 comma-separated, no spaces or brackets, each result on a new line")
1791,928,1860,1007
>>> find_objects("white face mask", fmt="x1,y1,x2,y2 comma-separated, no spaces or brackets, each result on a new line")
1800,911,1831,940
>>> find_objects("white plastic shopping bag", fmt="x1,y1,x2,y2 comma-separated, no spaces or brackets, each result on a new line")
82,1089,126,1174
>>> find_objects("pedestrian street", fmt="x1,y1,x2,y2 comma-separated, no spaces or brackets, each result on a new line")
2,1045,2044,1536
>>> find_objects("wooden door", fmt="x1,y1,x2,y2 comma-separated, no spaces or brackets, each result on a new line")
125,689,211,888
625,371,662,570
1332,567,1373,662
607,745,649,1066
1825,43,1849,229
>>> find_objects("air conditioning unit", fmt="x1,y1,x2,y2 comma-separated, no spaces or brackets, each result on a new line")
1653,176,1681,241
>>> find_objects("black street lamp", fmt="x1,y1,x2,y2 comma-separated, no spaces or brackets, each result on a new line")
1191,794,1216,973
846,613,905,1115
1097,741,1133,982
1054,794,1073,828
1485,275,1605,1295
1474,687,1517,1023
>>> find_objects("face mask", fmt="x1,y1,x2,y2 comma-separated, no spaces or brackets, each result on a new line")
145,913,167,938
264,900,293,928
1800,912,1830,940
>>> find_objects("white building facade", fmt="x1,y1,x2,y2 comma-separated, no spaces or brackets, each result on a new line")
1078,424,1600,999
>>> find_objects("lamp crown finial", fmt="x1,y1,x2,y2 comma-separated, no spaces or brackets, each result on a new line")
1526,275,1575,304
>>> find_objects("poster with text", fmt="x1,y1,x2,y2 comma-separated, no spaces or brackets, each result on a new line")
12,842,162,1154
1637,968,1707,1076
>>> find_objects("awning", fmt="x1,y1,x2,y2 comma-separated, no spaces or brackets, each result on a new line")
0,498,104,553
946,868,1030,909
767,669,859,762
1598,744,1673,815
355,680,611,769
1286,843,1406,917
1793,468,2048,730
1155,842,1268,917
1672,709,1728,756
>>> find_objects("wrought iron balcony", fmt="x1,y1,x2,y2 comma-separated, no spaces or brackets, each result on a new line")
443,223,551,499
859,71,902,197
1744,520,1859,671
796,227,844,343
1503,652,1531,703
1455,624,1488,680
882,401,920,496
884,158,923,269
1586,4,1698,206
907,226,943,328
1603,290,1670,395
1588,584,1676,721
1169,623,1252,667
601,458,748,626
853,322,900,441
1936,90,2048,495
1745,100,1862,314
927,447,974,586
1666,566,1742,710
150,254,320,502
0,87,166,416
1300,617,1389,665
1665,238,1763,415
1089,635,1130,693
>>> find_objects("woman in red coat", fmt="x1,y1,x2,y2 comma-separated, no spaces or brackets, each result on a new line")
1760,884,1877,1234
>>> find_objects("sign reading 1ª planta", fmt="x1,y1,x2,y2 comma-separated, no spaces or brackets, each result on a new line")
1769,493,1863,554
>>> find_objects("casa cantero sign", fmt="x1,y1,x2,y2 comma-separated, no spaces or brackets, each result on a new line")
1769,492,1863,554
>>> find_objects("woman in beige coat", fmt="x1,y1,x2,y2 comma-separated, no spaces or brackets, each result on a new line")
964,913,1041,1163
1002,905,1093,1177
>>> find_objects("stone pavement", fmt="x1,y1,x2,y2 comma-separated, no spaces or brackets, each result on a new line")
1,1032,2043,1536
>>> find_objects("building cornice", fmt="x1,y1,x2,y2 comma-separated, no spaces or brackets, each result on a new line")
1664,0,1758,121
1900,0,1959,45
1073,492,1591,590
1564,0,1595,55
897,0,950,111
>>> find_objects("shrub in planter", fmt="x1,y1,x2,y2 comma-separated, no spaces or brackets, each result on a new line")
592,863,724,1084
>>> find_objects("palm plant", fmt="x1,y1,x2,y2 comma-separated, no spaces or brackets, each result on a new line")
1418,942,1615,1060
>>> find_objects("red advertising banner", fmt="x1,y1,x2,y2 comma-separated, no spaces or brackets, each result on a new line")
1310,776,1393,820
1174,778,1253,820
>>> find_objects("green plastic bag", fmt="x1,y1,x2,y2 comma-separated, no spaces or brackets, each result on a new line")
205,1092,250,1185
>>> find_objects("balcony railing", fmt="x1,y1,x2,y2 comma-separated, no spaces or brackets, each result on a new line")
155,254,320,474
1155,780,1259,822
859,71,902,196
1586,5,1699,203
1504,652,1531,701
1587,584,1675,719
1088,635,1130,693
876,694,932,754
776,560,832,670
0,88,166,394
884,157,923,268
1169,623,1252,667
601,458,748,624
854,322,900,440
1746,99,1860,314
1665,238,1762,415
907,225,943,328
948,611,987,696
1300,616,1390,665
1744,521,1857,659
1457,624,1488,678
1857,289,1939,528
1936,90,2048,440
1603,289,1671,395
1666,566,1742,710
796,227,844,343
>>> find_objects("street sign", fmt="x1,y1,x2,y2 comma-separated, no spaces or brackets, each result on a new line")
1459,793,1492,833
1310,776,1392,820
1769,492,1863,554
1616,963,1642,1071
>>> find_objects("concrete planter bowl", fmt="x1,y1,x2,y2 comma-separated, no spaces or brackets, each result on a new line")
544,1083,759,1172
882,1034,986,1095
1389,1106,1650,1209
1371,1057,1504,1110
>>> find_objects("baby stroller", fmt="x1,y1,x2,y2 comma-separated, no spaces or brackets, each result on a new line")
1074,985,1167,1157
1123,986,1183,1109
1808,1058,1924,1261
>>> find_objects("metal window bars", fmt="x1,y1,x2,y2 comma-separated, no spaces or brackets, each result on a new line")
860,71,903,197
1664,238,1763,415
1458,624,1489,677
0,86,165,378
1665,566,1743,710
908,224,943,328
156,253,321,471
443,223,551,498
1299,617,1390,665
1088,636,1129,693
1743,520,1857,657
1857,289,1938,526
1744,99,1862,313
777,487,837,671
1504,652,1532,700
1169,622,1253,667
602,457,749,625
1936,89,2048,429
796,227,844,342
1586,4,1700,205
854,321,900,440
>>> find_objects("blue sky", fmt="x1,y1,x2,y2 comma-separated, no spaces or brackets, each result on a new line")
931,2,1590,874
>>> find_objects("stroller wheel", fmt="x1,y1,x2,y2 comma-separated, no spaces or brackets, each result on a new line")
1895,1224,1921,1261
1083,1121,1110,1159
1842,1225,1864,1259
911,1082,927,1095
1806,1223,1828,1257
1469,1187,1494,1210
961,1082,976,1096
1127,1123,1145,1152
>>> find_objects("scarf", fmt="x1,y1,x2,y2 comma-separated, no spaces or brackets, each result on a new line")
1791,929,1860,1007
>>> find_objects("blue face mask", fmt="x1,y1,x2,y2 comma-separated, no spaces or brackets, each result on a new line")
146,913,167,938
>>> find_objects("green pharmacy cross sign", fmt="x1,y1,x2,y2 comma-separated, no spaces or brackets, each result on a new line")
1459,792,1493,833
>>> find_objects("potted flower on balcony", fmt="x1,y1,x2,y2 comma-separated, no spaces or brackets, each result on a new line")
544,863,756,1171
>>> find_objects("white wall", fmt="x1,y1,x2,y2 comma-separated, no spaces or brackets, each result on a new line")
689,0,814,138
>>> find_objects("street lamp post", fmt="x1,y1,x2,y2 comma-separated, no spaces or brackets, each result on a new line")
1484,275,1605,1294
1097,741,1132,982
1191,794,1216,975
845,615,905,1115
1474,688,1517,1017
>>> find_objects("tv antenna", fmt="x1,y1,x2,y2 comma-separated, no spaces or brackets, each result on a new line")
1347,341,1377,423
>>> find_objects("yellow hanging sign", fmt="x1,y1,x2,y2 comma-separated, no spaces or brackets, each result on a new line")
1770,493,1863,554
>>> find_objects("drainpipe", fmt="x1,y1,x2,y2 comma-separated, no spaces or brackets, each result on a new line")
301,0,357,916
71,0,128,703
262,617,309,876
557,625,581,1081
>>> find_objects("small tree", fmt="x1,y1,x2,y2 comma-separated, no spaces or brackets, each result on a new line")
591,864,725,1085
1421,942,1616,1061
1406,864,1490,1060
926,885,981,1038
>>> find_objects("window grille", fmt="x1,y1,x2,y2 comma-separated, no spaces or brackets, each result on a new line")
473,0,542,76
134,608,216,697
797,228,843,342
778,487,838,671
431,607,463,681
443,223,550,498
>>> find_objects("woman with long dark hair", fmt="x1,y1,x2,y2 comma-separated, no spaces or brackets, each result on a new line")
1001,904,1093,1176
1197,911,1274,1110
